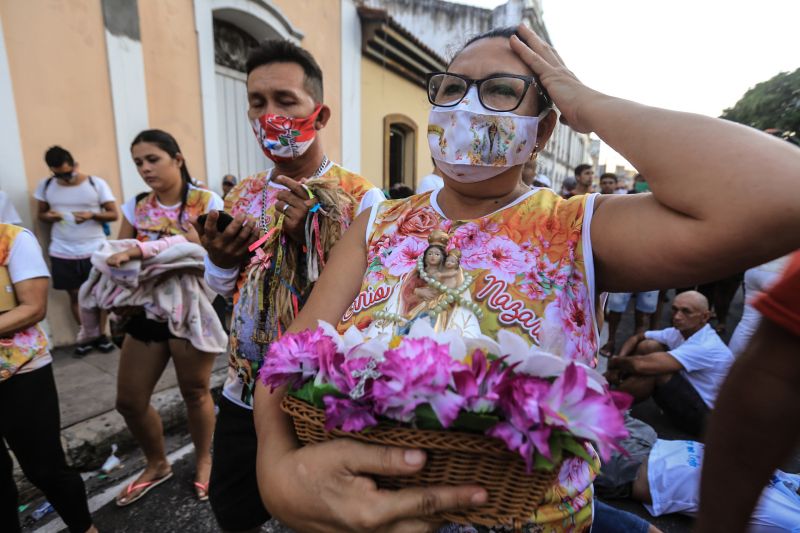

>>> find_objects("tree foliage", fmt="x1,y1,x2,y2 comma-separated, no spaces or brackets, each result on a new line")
721,68,800,142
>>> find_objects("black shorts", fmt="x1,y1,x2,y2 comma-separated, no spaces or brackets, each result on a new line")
209,396,270,531
653,372,710,438
123,314,176,343
50,256,93,291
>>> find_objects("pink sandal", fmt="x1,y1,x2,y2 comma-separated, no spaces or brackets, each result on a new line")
116,471,174,507
194,481,210,501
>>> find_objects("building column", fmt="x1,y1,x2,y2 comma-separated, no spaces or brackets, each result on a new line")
340,0,362,172
0,14,33,228
102,0,150,202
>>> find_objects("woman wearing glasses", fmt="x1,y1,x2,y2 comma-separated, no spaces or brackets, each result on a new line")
252,25,800,531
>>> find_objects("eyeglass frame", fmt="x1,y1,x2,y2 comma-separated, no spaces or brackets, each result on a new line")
425,71,552,113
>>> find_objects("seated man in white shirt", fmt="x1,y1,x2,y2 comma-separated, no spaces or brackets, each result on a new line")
607,290,734,437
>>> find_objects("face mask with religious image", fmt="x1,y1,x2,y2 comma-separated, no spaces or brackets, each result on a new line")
251,105,322,163
427,87,545,183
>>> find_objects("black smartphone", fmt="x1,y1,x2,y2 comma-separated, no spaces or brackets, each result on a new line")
197,211,235,233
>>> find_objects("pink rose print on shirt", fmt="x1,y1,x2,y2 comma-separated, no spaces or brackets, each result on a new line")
476,235,528,283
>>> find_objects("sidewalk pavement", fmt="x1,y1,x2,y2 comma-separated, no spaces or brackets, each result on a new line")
15,344,228,502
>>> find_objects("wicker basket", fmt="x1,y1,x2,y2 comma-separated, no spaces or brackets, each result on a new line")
281,395,562,529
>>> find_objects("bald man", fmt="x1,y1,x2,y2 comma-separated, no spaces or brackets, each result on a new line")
607,291,734,437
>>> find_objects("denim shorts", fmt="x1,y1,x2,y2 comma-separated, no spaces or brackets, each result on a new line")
592,500,651,533
606,290,659,314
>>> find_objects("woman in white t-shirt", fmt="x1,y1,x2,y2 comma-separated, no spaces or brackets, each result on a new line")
113,130,224,507
0,224,97,533
34,146,119,355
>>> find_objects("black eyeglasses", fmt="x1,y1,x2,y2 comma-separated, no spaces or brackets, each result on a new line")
52,170,76,180
426,72,551,113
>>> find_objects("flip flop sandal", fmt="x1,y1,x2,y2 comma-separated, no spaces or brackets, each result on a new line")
116,471,174,507
194,481,210,501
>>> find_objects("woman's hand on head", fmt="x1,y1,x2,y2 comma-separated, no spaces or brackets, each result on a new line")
261,438,487,533
509,24,599,133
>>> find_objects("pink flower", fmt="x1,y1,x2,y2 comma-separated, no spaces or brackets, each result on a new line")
450,222,490,251
258,328,338,391
323,396,377,432
453,351,515,413
489,374,554,470
396,206,440,238
558,454,593,490
383,237,428,277
372,337,466,427
479,236,528,282
539,363,629,460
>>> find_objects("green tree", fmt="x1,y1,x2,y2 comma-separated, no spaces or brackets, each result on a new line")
721,68,800,144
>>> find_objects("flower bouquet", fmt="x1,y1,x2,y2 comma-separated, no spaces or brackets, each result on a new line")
260,320,630,528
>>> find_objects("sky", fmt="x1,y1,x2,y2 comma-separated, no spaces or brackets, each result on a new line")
452,0,800,169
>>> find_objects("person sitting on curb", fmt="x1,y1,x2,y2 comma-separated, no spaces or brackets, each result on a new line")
607,290,734,437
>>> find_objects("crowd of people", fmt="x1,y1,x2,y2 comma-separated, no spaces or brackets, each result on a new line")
1,22,799,533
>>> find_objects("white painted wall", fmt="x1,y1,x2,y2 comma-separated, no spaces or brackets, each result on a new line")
0,15,33,229
104,31,150,202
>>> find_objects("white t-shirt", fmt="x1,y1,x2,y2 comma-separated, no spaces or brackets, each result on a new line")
646,439,800,532
729,256,789,356
0,192,22,225
416,173,443,194
34,176,116,258
644,324,733,407
8,229,53,373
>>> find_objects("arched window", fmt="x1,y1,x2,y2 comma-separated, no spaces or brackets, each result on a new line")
383,114,417,189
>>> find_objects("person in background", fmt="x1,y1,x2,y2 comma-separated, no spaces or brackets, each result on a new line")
560,175,578,198
114,129,224,507
608,291,734,437
416,158,444,194
629,173,650,193
599,172,618,195
573,163,594,195
533,174,552,188
728,256,789,356
0,191,22,225
614,177,630,194
0,223,97,533
696,250,800,533
388,183,414,199
221,174,237,198
199,39,384,533
34,146,118,356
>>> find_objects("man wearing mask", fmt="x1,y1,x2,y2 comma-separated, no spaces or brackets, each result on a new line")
198,40,383,533
34,146,118,355
629,173,650,193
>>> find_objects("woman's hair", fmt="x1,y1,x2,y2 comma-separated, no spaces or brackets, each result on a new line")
131,129,192,230
450,26,551,111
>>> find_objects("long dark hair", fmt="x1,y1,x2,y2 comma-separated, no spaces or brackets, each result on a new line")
131,129,192,231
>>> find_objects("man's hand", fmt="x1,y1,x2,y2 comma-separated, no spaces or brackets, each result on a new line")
262,438,487,533
73,211,94,224
273,175,317,243
193,211,258,269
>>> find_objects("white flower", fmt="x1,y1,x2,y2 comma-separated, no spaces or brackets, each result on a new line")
496,330,607,393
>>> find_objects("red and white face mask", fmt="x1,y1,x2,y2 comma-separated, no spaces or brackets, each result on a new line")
251,105,322,163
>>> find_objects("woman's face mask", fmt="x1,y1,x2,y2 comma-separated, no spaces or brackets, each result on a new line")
427,87,546,183
251,105,322,163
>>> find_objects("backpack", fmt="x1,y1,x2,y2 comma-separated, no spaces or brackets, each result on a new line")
43,175,112,236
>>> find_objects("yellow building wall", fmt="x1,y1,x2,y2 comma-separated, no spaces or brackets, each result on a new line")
138,0,207,182
272,0,342,164
1,0,122,345
360,58,433,189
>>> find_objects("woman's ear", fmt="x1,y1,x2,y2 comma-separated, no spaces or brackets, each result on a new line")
315,104,332,130
175,152,185,168
536,109,558,148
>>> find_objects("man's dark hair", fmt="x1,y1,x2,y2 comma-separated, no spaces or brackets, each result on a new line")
44,146,74,168
600,172,618,183
574,164,592,176
246,39,324,102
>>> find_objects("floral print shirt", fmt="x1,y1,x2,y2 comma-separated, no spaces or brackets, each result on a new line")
122,185,224,242
338,189,601,531
222,164,381,408
0,224,51,381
